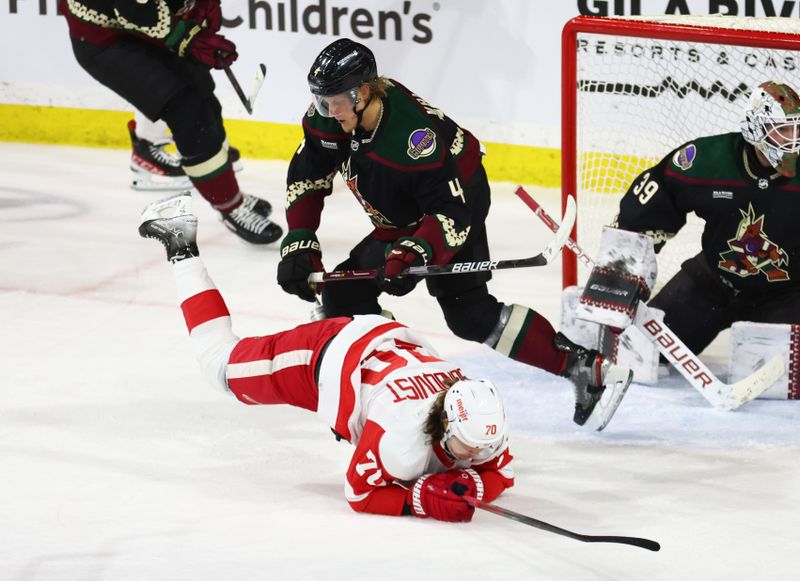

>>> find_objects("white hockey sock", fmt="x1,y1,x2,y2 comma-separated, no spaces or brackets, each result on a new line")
171,257,239,395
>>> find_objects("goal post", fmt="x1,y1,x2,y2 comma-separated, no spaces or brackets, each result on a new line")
561,14,800,289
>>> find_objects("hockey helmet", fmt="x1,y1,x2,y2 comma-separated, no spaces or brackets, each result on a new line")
308,38,378,117
741,81,800,177
442,379,508,463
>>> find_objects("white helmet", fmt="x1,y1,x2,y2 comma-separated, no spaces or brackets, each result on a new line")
741,81,800,177
442,379,508,462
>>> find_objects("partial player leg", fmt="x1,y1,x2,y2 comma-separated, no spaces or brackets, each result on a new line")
429,224,631,429
139,193,346,405
138,192,236,393
71,36,280,244
161,88,282,245
649,254,736,355
428,223,566,373
129,110,243,191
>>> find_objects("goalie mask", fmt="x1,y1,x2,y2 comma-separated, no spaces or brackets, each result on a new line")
741,81,800,177
308,38,377,118
442,379,508,463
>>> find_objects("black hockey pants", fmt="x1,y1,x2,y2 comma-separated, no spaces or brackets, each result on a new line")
69,37,226,165
321,217,503,343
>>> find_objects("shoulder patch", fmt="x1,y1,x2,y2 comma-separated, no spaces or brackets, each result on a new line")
407,128,437,159
306,103,316,117
672,143,697,170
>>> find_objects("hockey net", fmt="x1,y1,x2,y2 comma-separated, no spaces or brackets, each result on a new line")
562,15,800,290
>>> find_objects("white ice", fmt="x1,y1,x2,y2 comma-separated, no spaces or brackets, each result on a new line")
1,142,798,580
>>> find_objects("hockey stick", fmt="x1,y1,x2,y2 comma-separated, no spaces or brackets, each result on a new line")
308,195,576,284
217,54,267,115
515,186,785,411
466,497,660,551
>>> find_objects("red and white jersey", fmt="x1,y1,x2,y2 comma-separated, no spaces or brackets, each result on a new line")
316,315,515,516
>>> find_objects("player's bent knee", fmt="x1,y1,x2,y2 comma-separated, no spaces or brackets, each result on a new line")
437,290,502,343
160,89,226,163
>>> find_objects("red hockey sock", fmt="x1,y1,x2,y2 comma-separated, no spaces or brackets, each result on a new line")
188,163,242,212
494,305,567,374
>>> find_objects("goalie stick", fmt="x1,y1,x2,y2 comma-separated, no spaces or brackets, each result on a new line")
466,496,660,551
515,186,785,411
308,195,576,284
218,54,266,115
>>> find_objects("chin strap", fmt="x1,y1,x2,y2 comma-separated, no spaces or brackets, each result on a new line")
354,95,373,127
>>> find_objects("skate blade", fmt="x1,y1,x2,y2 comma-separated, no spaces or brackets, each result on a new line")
581,368,634,432
140,192,193,222
130,170,193,192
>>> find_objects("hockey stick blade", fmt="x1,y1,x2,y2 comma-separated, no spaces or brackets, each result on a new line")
248,64,267,110
515,186,785,410
469,498,660,552
308,195,575,284
218,56,266,115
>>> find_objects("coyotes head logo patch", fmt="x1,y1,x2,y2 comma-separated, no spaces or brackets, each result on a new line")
718,203,789,282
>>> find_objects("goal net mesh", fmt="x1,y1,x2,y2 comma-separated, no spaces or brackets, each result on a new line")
566,15,800,291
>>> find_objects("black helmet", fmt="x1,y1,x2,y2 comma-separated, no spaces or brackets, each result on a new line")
308,38,377,97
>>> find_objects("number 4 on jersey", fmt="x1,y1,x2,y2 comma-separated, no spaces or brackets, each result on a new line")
449,178,465,204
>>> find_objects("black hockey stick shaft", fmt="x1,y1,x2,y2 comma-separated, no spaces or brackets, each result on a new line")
311,254,549,283
309,194,576,284
218,57,253,115
472,499,661,552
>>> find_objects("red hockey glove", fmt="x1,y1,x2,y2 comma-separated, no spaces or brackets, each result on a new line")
191,0,223,32
407,470,482,523
380,237,430,297
277,230,324,303
165,20,238,69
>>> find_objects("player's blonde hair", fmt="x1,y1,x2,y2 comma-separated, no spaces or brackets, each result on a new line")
365,76,391,99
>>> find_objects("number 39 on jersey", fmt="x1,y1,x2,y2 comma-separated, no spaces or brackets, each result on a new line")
633,172,659,205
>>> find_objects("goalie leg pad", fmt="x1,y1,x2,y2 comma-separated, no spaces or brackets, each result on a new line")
560,285,601,350
577,227,657,329
729,321,798,399
615,315,664,385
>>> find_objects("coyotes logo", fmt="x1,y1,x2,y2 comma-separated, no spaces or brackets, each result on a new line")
341,158,392,228
718,203,789,282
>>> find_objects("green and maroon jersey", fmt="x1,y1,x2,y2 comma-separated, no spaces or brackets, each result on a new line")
285,79,485,265
60,0,189,47
617,132,800,294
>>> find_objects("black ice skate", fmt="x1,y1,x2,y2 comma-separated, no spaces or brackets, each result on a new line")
129,121,243,191
220,193,283,244
556,332,633,431
138,192,199,262
129,120,192,191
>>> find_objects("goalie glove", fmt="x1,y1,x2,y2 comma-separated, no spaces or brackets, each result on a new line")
577,227,657,331
407,469,483,522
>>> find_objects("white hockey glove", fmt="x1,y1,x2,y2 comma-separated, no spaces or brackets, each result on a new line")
576,227,657,331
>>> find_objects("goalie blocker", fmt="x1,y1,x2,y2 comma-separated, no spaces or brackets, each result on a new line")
577,227,657,331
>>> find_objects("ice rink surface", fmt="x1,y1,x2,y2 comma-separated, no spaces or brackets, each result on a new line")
2,142,799,580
